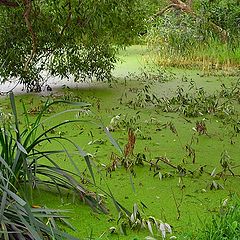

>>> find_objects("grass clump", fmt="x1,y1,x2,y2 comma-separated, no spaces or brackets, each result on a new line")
0,92,108,239
198,195,240,240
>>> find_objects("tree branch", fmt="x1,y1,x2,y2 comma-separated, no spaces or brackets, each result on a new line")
0,0,19,7
154,4,177,17
59,0,72,38
43,0,72,62
23,0,37,71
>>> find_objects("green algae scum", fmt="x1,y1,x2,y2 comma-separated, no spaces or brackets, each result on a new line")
0,47,239,239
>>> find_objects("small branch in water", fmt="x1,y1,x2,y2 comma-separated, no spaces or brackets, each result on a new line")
171,187,183,220
156,156,178,169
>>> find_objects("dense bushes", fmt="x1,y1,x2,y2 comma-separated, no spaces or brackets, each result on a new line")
146,0,240,69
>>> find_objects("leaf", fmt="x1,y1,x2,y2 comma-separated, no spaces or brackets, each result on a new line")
0,191,7,222
17,210,43,240
60,218,76,231
164,222,172,234
103,126,123,154
130,213,135,223
147,220,154,236
55,142,82,177
25,120,83,150
21,100,30,127
211,167,217,177
1,223,9,240
141,220,146,229
119,222,127,236
159,171,163,180
0,155,15,176
84,154,96,185
159,223,166,239
5,188,26,206
9,92,20,140
212,180,218,189
133,203,138,219
149,216,158,230
140,201,148,209
16,141,28,154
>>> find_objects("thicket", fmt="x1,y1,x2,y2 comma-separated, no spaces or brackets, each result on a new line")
146,0,240,69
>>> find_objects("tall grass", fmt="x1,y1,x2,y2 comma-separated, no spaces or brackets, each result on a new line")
146,11,240,72
0,169,78,239
150,41,240,71
0,92,108,239
198,195,240,240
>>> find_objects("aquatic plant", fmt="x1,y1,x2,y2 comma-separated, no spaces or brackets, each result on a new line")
198,195,240,240
0,92,108,239
116,203,173,239
0,166,77,240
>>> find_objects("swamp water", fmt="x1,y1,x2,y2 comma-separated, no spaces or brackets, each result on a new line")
0,46,239,239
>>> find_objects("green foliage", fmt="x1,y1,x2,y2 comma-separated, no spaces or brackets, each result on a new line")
147,12,203,55
0,174,77,239
0,0,149,90
0,92,109,238
198,195,240,240
146,0,240,69
119,68,174,109
123,73,240,119
199,0,240,45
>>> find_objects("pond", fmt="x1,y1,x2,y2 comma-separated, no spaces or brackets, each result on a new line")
0,45,239,239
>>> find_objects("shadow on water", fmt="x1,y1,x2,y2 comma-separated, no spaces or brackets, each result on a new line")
0,45,148,96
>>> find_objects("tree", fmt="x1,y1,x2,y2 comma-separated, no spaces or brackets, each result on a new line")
0,0,148,91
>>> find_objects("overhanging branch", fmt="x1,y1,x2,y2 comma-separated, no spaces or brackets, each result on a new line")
23,0,37,71
0,0,19,7
154,4,177,17
59,0,72,37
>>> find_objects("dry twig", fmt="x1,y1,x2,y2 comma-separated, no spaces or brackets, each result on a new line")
124,129,136,158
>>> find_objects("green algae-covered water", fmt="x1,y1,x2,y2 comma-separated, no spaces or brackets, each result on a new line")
1,46,239,239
